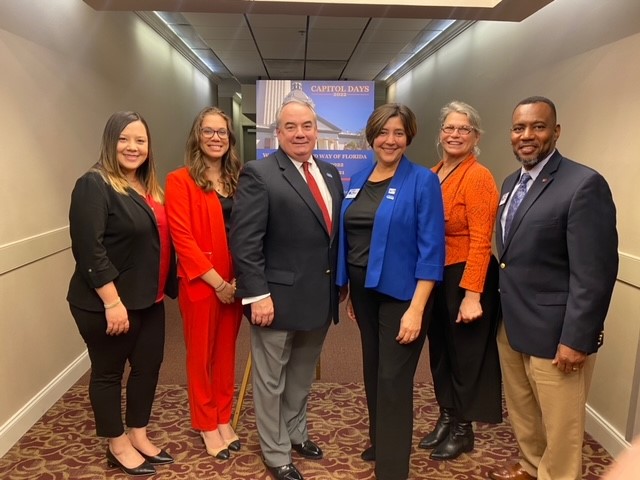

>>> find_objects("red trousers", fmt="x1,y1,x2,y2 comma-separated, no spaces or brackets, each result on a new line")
178,283,242,431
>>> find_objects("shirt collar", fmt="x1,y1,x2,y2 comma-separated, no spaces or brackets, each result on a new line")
519,148,555,182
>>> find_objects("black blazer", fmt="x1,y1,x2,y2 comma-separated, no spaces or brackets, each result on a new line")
496,151,618,358
67,170,177,312
230,149,344,331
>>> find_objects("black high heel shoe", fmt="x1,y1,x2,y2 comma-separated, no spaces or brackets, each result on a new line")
106,448,156,476
136,447,174,465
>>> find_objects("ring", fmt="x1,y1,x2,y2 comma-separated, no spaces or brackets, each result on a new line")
572,367,578,371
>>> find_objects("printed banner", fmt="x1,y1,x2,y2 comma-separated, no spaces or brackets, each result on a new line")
256,80,375,191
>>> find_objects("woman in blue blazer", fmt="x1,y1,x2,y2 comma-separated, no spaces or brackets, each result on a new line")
336,104,445,480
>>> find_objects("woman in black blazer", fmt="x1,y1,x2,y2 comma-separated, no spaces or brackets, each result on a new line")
67,112,177,476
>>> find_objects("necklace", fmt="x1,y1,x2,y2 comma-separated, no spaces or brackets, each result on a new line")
438,160,463,184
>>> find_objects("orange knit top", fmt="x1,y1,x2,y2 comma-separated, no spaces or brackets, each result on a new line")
432,154,499,293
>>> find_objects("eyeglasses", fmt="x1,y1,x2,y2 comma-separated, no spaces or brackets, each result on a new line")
441,125,475,136
201,128,229,139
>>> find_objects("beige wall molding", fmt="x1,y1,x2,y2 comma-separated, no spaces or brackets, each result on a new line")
0,227,70,276
0,351,89,457
619,252,640,289
586,404,630,459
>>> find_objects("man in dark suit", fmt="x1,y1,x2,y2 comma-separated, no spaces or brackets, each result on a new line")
230,98,344,480
490,96,618,480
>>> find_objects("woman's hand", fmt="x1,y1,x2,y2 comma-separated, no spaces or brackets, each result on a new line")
346,297,357,322
215,281,236,304
396,306,422,344
105,302,129,335
456,292,482,323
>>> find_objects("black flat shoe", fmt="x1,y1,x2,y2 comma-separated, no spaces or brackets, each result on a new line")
360,446,375,461
106,448,156,476
136,448,174,465
266,462,304,480
292,439,323,459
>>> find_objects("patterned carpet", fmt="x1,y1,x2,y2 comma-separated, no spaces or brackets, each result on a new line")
0,382,612,479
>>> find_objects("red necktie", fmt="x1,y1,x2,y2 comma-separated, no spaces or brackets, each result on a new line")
302,161,332,231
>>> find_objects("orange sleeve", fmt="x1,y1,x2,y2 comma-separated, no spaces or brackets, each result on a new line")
459,164,499,292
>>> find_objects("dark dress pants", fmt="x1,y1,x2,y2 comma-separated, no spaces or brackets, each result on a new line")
349,265,431,480
70,301,165,437
427,259,502,423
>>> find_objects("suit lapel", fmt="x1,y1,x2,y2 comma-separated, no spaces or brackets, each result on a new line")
127,187,157,228
497,172,519,254
276,149,330,234
372,156,410,244
502,153,561,252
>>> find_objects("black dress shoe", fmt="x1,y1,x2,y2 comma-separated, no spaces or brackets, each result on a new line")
266,463,304,480
360,446,375,461
106,448,156,476
136,448,174,465
430,421,474,461
292,439,323,459
418,407,454,449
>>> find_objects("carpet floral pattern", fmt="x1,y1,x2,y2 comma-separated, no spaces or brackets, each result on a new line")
0,382,612,479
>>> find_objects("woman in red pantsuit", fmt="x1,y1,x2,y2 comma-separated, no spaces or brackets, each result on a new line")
165,107,243,460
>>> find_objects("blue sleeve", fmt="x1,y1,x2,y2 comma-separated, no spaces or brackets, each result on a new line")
415,171,445,281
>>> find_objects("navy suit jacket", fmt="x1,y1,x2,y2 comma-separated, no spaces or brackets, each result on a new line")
496,151,618,358
230,148,344,331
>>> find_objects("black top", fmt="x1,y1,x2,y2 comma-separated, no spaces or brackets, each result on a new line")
216,192,233,234
344,177,392,267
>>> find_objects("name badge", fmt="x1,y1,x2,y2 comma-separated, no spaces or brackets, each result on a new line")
345,188,360,199
499,193,509,206
386,187,397,200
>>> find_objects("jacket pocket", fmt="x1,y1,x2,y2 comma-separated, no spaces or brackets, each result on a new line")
266,269,295,286
536,292,568,305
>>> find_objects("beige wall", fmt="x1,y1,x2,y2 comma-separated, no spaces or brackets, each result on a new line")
0,0,216,455
389,0,640,456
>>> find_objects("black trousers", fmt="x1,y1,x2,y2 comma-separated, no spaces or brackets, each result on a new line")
348,265,431,480
427,259,502,424
70,301,165,438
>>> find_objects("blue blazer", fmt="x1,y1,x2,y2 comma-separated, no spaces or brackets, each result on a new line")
336,156,445,301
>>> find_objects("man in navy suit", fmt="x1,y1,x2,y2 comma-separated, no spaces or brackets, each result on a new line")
490,96,618,480
231,98,344,480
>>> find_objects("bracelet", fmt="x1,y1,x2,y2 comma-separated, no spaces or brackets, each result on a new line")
104,297,121,309
214,279,226,292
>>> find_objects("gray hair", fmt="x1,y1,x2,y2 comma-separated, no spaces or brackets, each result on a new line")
275,98,318,128
437,100,483,157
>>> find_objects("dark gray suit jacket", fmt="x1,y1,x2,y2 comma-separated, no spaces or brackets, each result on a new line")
496,150,618,358
230,148,344,331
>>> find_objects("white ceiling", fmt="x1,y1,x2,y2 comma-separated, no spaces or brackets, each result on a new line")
84,0,555,89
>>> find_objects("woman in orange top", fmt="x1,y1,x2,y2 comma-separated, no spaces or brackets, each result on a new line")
165,107,243,460
418,101,502,460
